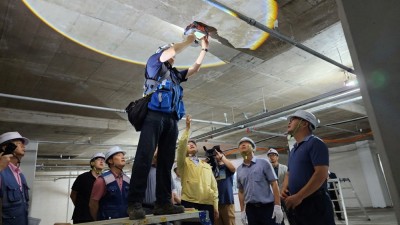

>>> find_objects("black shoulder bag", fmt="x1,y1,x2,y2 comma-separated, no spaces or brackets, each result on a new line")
125,66,170,131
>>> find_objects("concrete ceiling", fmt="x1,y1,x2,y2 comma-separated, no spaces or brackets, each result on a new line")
0,0,372,170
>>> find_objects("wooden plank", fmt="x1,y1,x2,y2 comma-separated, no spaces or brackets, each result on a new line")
78,210,210,225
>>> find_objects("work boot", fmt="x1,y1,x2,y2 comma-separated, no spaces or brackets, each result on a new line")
127,202,146,220
153,203,185,215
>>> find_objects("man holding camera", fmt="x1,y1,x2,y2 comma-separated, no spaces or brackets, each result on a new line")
214,150,236,225
176,115,219,224
0,131,30,225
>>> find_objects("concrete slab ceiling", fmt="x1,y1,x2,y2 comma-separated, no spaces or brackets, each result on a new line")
0,0,373,170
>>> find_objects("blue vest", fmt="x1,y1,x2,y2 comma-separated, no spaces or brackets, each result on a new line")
146,62,186,120
0,166,29,225
98,171,130,220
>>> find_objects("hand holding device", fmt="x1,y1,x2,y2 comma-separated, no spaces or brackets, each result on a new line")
2,143,16,155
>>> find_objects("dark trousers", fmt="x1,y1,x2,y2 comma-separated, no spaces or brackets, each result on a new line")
287,191,336,225
128,110,178,205
181,200,215,225
246,202,280,225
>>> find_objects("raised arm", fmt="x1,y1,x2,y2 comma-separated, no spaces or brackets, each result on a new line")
159,34,196,63
187,36,209,77
176,115,191,176
216,150,236,173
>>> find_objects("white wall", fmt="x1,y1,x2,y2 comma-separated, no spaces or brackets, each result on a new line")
30,171,78,225
329,143,373,207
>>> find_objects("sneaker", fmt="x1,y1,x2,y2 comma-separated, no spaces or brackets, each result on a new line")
153,203,185,215
127,202,146,220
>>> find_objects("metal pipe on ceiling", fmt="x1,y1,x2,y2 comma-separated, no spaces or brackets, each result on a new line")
204,0,355,73
246,96,364,137
184,117,231,126
36,165,89,169
325,116,368,126
319,125,361,135
0,93,228,126
36,140,137,148
238,113,367,147
0,93,125,113
191,86,361,141
246,127,286,137
35,174,79,177
210,94,362,141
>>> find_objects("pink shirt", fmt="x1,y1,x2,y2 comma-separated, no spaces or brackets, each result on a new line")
91,171,124,201
8,163,23,190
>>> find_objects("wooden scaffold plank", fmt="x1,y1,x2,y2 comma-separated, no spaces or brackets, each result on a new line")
77,210,210,225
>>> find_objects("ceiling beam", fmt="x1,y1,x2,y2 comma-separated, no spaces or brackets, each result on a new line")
335,103,366,115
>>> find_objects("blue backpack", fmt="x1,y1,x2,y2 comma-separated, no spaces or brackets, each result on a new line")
145,62,185,120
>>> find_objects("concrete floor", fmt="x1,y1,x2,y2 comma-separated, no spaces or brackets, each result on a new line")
337,207,398,225
234,207,398,225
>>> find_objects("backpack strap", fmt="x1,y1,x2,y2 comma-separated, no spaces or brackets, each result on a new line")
144,63,171,95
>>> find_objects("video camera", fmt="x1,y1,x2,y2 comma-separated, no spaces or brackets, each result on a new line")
1,142,17,155
203,145,224,178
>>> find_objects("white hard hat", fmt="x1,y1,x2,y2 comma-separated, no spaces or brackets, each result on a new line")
90,152,105,162
105,146,126,161
288,110,319,130
238,137,256,151
267,148,279,156
0,132,29,145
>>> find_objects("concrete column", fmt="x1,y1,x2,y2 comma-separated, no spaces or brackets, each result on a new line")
20,141,38,213
336,0,400,222
356,141,391,207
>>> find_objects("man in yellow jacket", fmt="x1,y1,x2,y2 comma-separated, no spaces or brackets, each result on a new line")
177,115,219,225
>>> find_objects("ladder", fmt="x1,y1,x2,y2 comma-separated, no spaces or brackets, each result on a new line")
328,178,371,225
77,210,210,225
